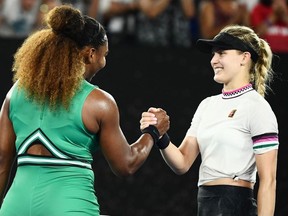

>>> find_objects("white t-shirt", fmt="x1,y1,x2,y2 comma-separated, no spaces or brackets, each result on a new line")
186,84,279,186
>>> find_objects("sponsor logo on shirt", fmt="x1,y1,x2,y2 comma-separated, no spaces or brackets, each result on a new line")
228,109,237,118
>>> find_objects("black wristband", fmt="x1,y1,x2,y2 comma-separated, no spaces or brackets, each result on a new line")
156,133,170,149
141,125,160,144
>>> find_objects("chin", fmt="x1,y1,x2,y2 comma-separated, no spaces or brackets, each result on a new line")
214,77,224,84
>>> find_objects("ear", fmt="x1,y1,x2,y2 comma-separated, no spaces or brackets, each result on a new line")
83,48,96,64
241,52,252,65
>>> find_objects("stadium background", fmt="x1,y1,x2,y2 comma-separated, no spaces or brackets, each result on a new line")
1,38,287,216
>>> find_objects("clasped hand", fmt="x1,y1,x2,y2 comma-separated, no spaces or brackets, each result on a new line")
140,107,170,136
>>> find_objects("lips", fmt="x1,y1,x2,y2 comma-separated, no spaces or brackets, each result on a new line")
214,67,223,74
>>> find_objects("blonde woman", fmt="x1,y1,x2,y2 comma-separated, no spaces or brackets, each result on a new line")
141,25,279,216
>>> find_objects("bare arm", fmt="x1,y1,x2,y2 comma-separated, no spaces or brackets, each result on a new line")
199,1,249,38
0,89,16,202
199,1,223,39
140,109,199,175
255,149,278,216
160,136,200,175
83,90,169,177
138,0,171,19
87,0,100,19
180,0,196,18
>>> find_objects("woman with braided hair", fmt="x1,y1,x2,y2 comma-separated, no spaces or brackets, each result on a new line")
0,4,169,215
140,25,279,215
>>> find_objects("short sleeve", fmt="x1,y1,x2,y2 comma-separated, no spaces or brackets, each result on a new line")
249,98,279,154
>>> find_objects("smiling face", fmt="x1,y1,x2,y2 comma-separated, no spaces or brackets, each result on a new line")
210,48,251,90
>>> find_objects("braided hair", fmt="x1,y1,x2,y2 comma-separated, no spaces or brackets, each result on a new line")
220,25,274,97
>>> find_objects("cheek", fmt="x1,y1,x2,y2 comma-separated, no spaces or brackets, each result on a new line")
100,58,106,69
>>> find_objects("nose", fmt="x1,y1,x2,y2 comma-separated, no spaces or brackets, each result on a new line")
210,53,219,66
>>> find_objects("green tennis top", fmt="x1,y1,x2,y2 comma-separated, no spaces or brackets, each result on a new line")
9,79,100,168
1,79,101,215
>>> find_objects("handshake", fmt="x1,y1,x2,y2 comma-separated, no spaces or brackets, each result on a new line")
140,107,170,149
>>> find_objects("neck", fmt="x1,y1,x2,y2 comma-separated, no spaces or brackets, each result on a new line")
223,81,250,92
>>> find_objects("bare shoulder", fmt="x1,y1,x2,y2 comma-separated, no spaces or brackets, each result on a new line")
84,88,119,120
88,88,117,108
5,83,17,101
82,88,120,133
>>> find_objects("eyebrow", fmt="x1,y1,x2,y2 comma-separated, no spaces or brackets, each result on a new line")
211,48,225,53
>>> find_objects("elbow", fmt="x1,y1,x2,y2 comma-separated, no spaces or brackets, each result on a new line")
270,178,277,190
174,170,185,175
116,169,136,177
110,164,138,177
165,158,190,175
171,166,189,175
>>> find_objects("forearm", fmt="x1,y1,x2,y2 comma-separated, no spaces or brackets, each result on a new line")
105,134,154,177
160,143,188,175
128,134,154,173
181,0,195,18
0,155,15,203
87,0,99,18
0,167,10,202
257,180,276,216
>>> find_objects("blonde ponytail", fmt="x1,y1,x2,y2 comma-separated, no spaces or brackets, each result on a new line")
220,25,274,97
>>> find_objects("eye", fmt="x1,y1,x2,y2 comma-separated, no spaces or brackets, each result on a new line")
211,50,225,57
218,50,225,55
212,48,225,55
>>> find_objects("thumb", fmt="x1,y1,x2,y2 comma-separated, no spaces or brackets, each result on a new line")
148,107,158,112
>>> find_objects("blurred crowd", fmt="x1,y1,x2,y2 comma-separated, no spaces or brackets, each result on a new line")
0,0,288,53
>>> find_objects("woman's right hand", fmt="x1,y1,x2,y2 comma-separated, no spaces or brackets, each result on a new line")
140,107,170,136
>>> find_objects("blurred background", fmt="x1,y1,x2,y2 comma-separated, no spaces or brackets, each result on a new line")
1,0,287,215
